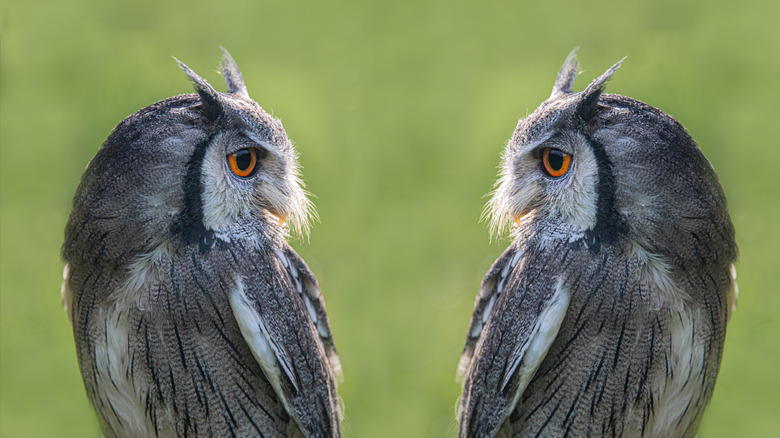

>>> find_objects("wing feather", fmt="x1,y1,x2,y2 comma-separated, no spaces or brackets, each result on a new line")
501,279,570,390
282,247,343,380
229,246,340,437
457,246,523,381
458,248,570,438
230,280,299,400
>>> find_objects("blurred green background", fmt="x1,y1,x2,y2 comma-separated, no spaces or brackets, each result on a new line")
2,0,778,436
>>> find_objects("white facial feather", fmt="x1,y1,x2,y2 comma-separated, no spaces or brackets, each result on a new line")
199,130,316,239
200,133,251,230
487,122,600,240
545,134,599,230
241,128,317,239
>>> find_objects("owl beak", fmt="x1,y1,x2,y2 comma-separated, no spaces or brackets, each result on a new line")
513,216,523,227
266,208,287,227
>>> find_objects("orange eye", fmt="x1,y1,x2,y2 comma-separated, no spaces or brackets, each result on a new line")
228,148,258,178
542,147,572,178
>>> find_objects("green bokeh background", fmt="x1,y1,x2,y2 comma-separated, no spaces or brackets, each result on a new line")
2,0,778,436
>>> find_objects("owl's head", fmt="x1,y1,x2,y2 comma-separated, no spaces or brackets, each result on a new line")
173,50,314,239
488,49,732,257
64,49,313,266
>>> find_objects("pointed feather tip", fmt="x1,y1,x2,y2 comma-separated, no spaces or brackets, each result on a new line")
576,56,626,121
173,56,215,92
172,55,222,120
586,56,626,94
561,45,581,74
219,46,249,97
219,45,232,59
173,56,193,79
551,46,581,98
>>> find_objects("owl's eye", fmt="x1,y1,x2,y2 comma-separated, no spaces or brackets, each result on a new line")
227,148,260,178
542,147,572,178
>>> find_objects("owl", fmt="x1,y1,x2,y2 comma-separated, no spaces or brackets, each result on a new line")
61,49,342,437
456,49,737,437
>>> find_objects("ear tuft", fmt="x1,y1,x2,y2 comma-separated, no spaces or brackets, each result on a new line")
550,47,580,98
576,57,624,121
174,57,223,121
219,47,249,98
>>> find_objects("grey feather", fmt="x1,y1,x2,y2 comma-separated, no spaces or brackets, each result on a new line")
283,247,343,380
220,47,249,97
62,49,340,437
550,46,580,98
175,57,222,121
459,50,737,438
576,57,624,121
